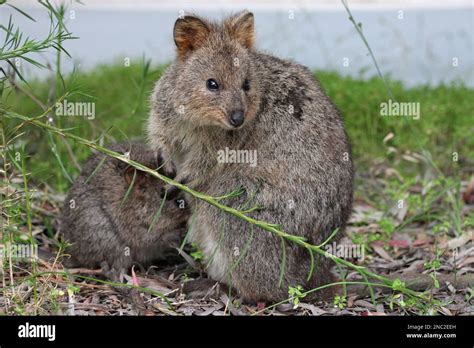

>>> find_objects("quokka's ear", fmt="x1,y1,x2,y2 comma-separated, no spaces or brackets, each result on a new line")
225,10,254,49
173,15,211,59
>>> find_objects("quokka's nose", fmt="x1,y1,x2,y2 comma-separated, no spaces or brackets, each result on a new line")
229,110,245,127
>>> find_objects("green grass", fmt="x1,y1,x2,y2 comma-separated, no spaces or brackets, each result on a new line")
318,72,474,169
3,61,473,191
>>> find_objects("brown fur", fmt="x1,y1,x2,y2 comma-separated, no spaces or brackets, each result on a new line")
59,142,190,274
148,11,354,303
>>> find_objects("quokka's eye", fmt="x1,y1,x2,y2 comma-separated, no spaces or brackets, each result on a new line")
242,79,250,91
206,79,219,91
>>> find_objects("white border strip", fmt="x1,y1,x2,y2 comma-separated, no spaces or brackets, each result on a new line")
9,0,474,11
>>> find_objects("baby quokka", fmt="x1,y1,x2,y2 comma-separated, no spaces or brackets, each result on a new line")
60,142,190,277
148,11,354,302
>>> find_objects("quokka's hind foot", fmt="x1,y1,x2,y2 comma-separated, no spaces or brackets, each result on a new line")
100,262,150,315
124,287,149,315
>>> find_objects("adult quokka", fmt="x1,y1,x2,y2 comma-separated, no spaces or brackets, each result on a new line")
148,11,354,302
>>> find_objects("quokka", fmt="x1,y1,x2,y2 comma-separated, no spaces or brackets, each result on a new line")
148,11,354,302
59,142,190,276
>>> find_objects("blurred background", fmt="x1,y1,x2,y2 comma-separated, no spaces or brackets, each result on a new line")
3,0,473,86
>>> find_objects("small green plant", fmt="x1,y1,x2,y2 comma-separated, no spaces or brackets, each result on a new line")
232,299,242,309
379,217,396,236
432,220,451,234
67,283,81,296
424,249,443,289
388,293,406,311
190,243,204,262
392,278,406,292
333,294,347,309
288,285,306,309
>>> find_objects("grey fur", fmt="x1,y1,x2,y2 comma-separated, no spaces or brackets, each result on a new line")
148,11,354,302
59,142,190,273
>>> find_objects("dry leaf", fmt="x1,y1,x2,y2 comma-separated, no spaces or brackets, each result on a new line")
372,245,394,262
441,233,473,249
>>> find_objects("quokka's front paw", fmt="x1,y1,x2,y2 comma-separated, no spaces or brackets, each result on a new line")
155,150,183,199
156,151,177,179
164,176,190,201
